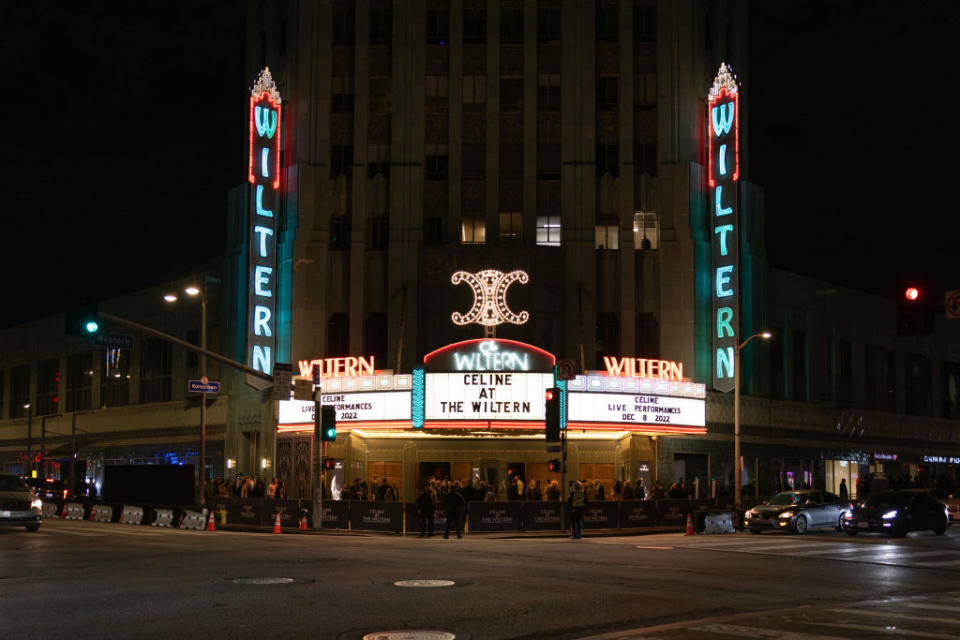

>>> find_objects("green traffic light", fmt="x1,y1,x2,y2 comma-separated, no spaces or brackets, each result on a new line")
85,321,99,333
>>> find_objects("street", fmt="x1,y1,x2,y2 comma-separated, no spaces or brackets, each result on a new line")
3,519,960,639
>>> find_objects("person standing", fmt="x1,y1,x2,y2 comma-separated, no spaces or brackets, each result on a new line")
266,477,278,499
568,481,586,539
416,482,437,537
443,481,466,539
838,478,849,502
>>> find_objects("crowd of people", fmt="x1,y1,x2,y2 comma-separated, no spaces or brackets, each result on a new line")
204,475,289,504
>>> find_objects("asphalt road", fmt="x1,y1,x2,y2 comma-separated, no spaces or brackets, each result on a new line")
3,519,960,639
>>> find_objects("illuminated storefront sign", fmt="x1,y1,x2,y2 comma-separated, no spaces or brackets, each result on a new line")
923,455,960,465
278,392,411,425
603,356,684,381
872,453,899,462
708,62,740,393
297,356,375,378
567,392,705,428
424,372,554,421
246,67,282,374
423,339,555,373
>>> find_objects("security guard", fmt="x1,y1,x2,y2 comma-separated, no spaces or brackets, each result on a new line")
568,481,586,539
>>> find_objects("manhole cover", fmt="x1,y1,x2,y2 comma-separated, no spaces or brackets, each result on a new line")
393,579,456,588
363,632,455,640
232,577,296,585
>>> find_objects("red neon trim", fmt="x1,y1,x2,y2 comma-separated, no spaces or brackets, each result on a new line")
567,421,706,434
707,88,739,188
248,92,282,190
277,420,412,432
423,338,556,366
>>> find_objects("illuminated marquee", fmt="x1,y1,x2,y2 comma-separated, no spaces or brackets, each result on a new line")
423,339,555,373
451,269,529,336
247,67,282,374
603,356,684,381
708,63,740,393
297,356,375,379
567,393,705,429
424,372,554,421
278,392,411,425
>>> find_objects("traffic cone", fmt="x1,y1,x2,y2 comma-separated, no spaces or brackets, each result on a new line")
88,506,96,521
273,512,282,534
177,513,184,528
299,514,308,531
206,511,216,531
685,513,695,536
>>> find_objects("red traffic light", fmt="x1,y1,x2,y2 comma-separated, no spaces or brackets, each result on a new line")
905,287,920,301
545,390,555,401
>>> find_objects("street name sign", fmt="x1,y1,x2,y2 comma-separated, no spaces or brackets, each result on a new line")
188,380,220,394
94,332,134,349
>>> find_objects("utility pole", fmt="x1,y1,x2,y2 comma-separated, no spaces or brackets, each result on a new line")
311,364,323,530
25,403,32,477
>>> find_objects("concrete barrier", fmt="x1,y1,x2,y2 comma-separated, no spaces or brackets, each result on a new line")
152,508,176,527
179,509,209,531
702,511,736,534
41,502,60,518
120,506,145,525
91,505,114,523
64,502,86,520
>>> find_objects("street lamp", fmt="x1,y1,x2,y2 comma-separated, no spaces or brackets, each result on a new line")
734,330,772,515
23,403,32,478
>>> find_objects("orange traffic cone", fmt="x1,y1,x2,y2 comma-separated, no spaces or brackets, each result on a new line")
206,511,216,531
299,515,308,531
88,506,96,521
273,512,282,534
685,513,695,536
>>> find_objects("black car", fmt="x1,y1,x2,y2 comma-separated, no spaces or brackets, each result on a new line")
745,490,852,534
843,490,948,536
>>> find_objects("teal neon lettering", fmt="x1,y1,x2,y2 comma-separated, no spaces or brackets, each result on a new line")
716,265,734,297
717,307,734,338
715,186,733,216
252,345,272,373
714,224,733,256
256,185,273,217
254,265,273,297
253,225,273,258
261,147,270,178
716,347,734,379
711,102,734,137
254,305,272,336
254,106,277,139
719,143,728,175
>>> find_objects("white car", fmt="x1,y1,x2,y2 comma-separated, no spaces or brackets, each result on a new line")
0,472,42,532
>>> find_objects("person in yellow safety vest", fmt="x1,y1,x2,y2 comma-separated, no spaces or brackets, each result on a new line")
568,482,586,539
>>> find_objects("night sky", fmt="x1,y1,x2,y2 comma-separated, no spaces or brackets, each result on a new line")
3,1,957,330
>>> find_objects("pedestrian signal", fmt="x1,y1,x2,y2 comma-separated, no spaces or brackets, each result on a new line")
322,457,335,470
547,459,562,473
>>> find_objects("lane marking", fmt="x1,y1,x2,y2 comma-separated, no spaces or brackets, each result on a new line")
691,623,844,639
829,608,960,626
805,620,960,639
902,602,960,613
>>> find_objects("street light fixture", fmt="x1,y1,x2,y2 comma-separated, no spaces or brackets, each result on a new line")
734,330,772,516
163,293,178,303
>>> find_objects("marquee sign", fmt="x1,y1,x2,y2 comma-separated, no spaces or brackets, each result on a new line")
297,356,375,379
278,392,411,425
451,269,529,336
424,372,554,422
708,62,740,393
603,356,684,381
423,338,555,373
567,392,705,428
247,67,282,374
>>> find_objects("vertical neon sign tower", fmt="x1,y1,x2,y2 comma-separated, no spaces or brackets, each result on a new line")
247,67,282,374
708,63,739,393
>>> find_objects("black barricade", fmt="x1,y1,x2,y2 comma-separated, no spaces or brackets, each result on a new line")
658,499,694,526
320,500,350,529
582,501,620,529
467,501,522,531
218,497,262,526
619,500,657,528
404,503,448,534
263,500,303,528
350,501,403,533
522,501,565,530
689,498,718,513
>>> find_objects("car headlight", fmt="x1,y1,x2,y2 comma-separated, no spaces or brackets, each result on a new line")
747,509,759,517
31,498,42,510
779,511,794,519
881,510,898,520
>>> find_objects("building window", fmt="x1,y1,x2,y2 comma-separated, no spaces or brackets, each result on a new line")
425,143,449,179
634,73,656,105
139,339,172,404
632,211,657,250
636,313,659,358
369,216,389,250
865,345,896,412
36,359,59,416
595,225,619,250
596,143,618,176
426,10,449,44
333,8,355,44
536,216,561,246
101,348,130,407
464,11,486,44
818,336,833,403
538,7,561,42
327,313,350,358
634,141,656,176
66,353,93,412
905,354,932,416
364,313,388,365
597,76,618,108
367,143,390,178
499,212,522,243
463,143,486,180
792,330,807,402
332,76,354,112
942,361,960,419
425,216,444,245
370,8,392,42
596,6,618,42
537,74,560,111
595,313,620,369
500,8,523,43
461,215,486,244
463,75,486,108
500,78,523,111
425,75,449,99
10,364,29,418
331,216,351,250
331,145,353,177
633,3,656,42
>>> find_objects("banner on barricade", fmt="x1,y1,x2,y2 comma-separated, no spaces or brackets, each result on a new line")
320,501,350,529
619,500,657,528
658,500,691,526
404,503,448,534
582,501,619,529
350,501,402,533
522,501,564,530
467,502,522,531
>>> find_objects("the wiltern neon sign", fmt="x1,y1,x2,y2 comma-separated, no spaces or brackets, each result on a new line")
708,63,739,392
451,269,529,338
247,67,281,374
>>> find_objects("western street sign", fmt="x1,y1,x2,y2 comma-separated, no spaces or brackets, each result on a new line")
188,380,220,394
94,332,134,350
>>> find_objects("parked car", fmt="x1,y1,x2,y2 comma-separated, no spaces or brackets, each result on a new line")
842,490,948,536
0,472,42,532
745,490,851,534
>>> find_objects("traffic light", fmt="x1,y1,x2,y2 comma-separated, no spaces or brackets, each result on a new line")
65,293,99,337
897,286,934,336
545,387,560,442
320,405,337,441
322,457,335,471
547,458,562,473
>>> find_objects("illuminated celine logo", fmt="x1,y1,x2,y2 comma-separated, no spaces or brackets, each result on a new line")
452,340,530,372
247,67,282,374
297,356,375,379
708,63,740,393
451,269,529,337
603,356,684,382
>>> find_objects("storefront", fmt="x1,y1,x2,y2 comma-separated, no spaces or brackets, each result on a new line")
823,450,869,498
